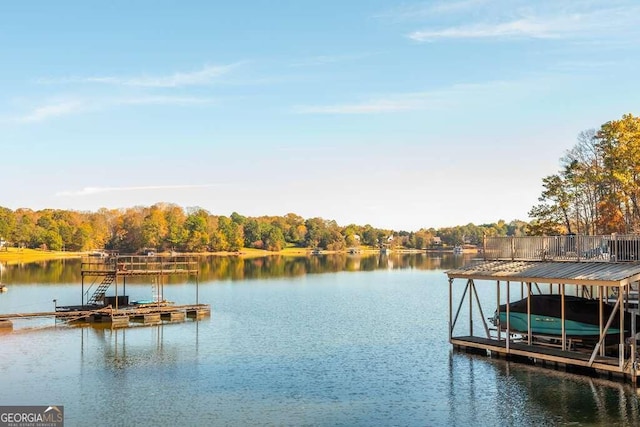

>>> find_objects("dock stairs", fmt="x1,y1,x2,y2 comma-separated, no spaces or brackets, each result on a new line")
87,273,115,305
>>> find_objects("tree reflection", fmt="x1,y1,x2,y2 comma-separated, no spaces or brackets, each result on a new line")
2,253,478,284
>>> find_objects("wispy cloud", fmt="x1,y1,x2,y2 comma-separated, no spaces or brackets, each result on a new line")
56,184,218,197
293,79,526,115
406,3,640,42
37,63,241,87
5,95,214,123
408,15,600,42
116,95,215,106
408,18,562,41
7,100,86,123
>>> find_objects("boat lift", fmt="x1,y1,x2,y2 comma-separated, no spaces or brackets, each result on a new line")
447,260,640,386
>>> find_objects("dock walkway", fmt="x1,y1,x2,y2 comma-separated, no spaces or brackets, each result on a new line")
0,303,211,327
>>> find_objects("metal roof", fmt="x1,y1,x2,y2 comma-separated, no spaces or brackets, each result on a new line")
446,260,640,287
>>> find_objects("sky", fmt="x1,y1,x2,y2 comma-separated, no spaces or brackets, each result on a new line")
1,1,639,231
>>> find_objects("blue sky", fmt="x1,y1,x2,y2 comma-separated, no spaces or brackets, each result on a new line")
1,0,639,231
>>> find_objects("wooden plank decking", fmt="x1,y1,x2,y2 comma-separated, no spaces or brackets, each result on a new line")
0,303,210,327
450,336,635,375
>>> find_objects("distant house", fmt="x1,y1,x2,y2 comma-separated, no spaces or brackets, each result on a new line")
88,250,108,257
432,237,442,246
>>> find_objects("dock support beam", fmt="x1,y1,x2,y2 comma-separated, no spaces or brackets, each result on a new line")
448,278,453,342
589,295,621,366
561,283,566,351
527,282,532,345
506,280,510,353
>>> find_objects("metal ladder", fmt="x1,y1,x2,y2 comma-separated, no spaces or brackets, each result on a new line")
87,274,115,305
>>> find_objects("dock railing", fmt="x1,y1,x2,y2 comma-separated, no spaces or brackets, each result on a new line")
81,254,200,275
484,234,640,262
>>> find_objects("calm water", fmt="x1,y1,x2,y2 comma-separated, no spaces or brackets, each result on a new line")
1,254,640,426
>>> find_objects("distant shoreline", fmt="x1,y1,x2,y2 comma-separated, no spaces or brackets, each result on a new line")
0,247,448,265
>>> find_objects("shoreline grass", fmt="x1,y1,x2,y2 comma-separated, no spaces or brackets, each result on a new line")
0,247,83,265
0,246,429,265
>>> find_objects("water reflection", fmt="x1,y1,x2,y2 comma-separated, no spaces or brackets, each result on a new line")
79,324,185,370
449,351,640,425
1,253,474,284
2,261,640,425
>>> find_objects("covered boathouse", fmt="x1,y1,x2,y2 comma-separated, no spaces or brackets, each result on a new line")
446,234,640,386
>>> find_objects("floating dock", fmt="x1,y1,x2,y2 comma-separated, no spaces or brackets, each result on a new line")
0,303,210,329
448,234,640,387
0,254,209,330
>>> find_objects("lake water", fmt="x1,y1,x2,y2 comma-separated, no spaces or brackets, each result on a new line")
1,254,640,426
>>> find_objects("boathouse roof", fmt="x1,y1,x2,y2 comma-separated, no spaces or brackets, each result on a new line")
446,260,640,287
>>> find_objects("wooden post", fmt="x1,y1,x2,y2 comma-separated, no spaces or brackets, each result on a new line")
620,285,625,369
452,281,469,335
483,232,487,261
511,237,515,261
497,280,501,341
589,295,621,366
469,279,473,337
527,282,532,345
561,283,566,351
577,234,581,262
599,286,604,357
632,286,637,381
448,278,453,341
471,280,490,338
506,280,510,352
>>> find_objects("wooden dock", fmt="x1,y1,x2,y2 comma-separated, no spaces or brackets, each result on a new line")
447,248,640,387
451,336,628,376
0,303,210,329
0,254,208,331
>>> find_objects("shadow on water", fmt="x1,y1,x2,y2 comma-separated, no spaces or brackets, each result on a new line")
1,252,475,284
78,322,194,371
449,350,640,425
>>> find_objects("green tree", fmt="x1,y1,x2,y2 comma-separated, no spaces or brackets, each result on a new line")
528,173,573,235
0,207,15,243
263,225,286,251
184,209,210,251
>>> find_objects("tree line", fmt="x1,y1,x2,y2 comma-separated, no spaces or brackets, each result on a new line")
528,113,640,235
0,203,524,253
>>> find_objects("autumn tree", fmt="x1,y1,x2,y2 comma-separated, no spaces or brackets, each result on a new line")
141,204,169,250
529,114,640,235
163,204,187,251
596,114,640,231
